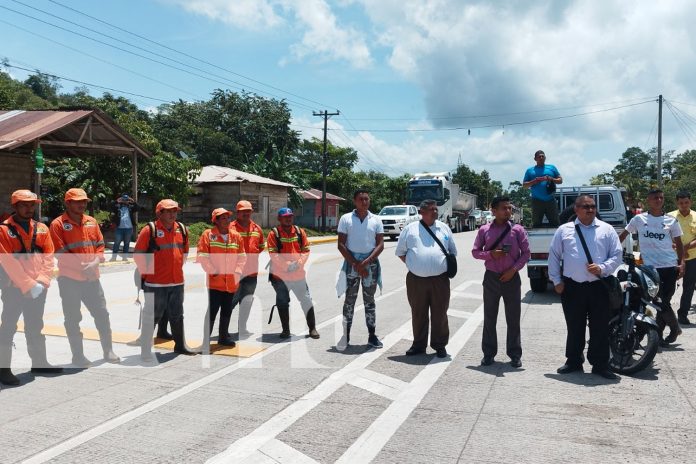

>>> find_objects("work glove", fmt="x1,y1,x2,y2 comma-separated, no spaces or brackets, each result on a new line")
29,283,45,299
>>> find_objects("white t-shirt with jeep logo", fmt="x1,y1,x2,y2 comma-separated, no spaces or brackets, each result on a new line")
626,212,682,269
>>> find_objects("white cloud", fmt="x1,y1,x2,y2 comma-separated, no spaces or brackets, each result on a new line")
170,0,283,30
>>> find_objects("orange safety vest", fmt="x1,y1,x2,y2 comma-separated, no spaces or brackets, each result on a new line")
0,216,54,293
230,220,265,277
196,227,246,293
134,219,189,286
49,213,105,281
267,225,310,281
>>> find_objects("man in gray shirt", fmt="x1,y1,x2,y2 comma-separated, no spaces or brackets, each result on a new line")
396,199,457,358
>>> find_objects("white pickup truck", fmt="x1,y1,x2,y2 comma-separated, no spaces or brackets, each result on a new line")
527,185,634,292
378,204,421,240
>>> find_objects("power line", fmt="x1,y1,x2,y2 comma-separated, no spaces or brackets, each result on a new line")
0,17,203,100
333,99,656,132
46,0,335,111
2,61,172,103
664,100,696,148
341,96,657,121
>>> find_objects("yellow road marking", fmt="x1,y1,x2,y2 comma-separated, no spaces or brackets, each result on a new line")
15,323,266,358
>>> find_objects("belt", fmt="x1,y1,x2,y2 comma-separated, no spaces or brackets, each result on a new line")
562,277,601,286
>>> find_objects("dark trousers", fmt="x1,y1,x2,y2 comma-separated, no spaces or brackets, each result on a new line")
233,276,257,331
57,277,114,355
112,228,133,256
206,289,235,337
406,272,450,350
0,285,49,368
531,198,560,228
561,278,610,369
656,267,680,336
141,285,184,353
482,270,522,359
679,259,696,318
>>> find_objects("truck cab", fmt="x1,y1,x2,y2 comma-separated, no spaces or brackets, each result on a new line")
527,185,633,292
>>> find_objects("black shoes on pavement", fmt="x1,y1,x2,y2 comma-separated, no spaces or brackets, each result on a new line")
31,366,63,375
480,356,494,366
405,346,426,356
218,335,236,347
510,357,522,368
591,367,619,380
367,334,383,348
0,368,19,386
557,364,583,374
678,316,691,325
435,348,448,358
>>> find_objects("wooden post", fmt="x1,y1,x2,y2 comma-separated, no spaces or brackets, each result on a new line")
132,150,138,229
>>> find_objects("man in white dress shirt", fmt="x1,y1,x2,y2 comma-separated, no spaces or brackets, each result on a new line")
549,195,622,380
396,199,457,359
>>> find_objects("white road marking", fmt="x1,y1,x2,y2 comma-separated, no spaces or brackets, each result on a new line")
348,370,409,401
451,291,483,300
257,439,320,464
207,280,480,464
448,309,475,319
21,285,408,464
335,302,485,463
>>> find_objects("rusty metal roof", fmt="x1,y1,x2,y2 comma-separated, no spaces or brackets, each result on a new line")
193,165,294,188
300,188,344,201
0,109,151,157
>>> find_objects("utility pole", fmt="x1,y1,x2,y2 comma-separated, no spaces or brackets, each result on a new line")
657,94,663,188
313,109,340,232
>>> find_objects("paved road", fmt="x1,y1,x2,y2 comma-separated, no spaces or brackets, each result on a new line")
1,231,695,463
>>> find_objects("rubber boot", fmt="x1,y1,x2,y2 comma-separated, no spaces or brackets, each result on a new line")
278,306,291,339
218,305,235,346
156,311,173,340
306,307,320,339
68,334,92,367
98,329,121,364
238,294,253,337
0,367,19,386
172,317,197,355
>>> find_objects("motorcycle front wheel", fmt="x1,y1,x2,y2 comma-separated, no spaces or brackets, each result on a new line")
608,319,659,375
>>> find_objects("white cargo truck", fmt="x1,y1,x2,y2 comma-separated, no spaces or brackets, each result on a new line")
406,172,478,232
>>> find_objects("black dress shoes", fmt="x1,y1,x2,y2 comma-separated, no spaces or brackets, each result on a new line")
405,346,426,356
480,356,494,366
556,364,583,374
435,348,448,358
31,366,63,375
510,358,522,368
591,367,619,380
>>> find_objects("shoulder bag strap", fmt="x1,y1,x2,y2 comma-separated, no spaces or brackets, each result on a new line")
484,222,512,251
574,224,594,264
419,220,449,256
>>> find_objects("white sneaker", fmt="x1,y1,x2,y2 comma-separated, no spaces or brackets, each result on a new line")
336,334,349,352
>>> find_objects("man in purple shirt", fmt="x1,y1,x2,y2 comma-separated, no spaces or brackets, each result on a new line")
472,196,530,368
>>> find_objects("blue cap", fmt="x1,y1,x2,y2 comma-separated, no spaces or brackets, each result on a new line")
278,207,294,217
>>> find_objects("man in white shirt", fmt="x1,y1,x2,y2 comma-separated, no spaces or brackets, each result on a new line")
549,195,623,380
396,199,457,359
336,189,385,351
620,188,685,345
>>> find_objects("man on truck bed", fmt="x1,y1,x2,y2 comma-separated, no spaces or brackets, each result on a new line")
523,149,562,228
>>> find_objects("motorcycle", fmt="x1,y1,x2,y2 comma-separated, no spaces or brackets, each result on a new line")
608,253,661,375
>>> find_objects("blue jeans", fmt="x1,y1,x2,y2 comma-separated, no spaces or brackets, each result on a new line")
113,228,132,257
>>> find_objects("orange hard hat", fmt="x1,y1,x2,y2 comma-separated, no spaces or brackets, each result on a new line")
211,208,232,222
236,200,253,211
156,199,181,213
11,189,41,205
64,188,90,202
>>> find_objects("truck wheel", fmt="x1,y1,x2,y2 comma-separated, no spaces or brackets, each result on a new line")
530,277,547,293
468,218,475,231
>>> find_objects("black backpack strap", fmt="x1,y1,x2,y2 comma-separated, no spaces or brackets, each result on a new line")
419,220,449,257
574,224,594,264
484,222,512,251
0,223,28,253
176,221,188,247
272,227,281,252
295,225,305,250
146,222,160,252
29,221,38,253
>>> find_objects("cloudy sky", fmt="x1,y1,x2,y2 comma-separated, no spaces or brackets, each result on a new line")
3,0,696,189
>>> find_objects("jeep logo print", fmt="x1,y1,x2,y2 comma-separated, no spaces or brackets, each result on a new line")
643,231,666,241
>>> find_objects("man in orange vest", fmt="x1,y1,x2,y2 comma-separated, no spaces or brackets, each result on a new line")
134,199,196,362
229,200,265,337
267,207,319,339
49,188,121,367
0,190,62,385
197,208,246,347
